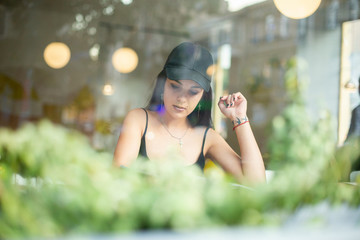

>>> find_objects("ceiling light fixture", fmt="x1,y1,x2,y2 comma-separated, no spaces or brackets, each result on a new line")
273,0,322,19
112,47,138,73
43,42,71,69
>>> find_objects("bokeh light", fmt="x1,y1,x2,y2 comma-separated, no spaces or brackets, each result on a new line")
273,0,321,19
102,84,114,96
43,42,71,69
112,47,138,73
206,64,216,77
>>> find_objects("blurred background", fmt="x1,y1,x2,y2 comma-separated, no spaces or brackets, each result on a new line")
0,0,359,162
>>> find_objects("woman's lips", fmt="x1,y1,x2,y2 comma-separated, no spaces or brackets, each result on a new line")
173,105,186,111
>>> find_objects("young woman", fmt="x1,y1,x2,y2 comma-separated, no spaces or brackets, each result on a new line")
113,42,265,184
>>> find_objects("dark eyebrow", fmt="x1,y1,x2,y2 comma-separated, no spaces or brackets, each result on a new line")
171,80,202,89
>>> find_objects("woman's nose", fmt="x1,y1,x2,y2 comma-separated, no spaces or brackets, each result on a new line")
176,91,187,102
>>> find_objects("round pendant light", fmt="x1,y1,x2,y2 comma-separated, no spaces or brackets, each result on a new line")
273,0,321,19
44,42,71,69
112,47,138,73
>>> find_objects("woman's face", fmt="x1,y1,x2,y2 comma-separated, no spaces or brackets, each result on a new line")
163,78,204,118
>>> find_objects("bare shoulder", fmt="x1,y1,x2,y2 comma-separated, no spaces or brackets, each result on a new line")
114,108,147,166
189,126,221,140
195,127,224,150
203,128,239,163
203,128,228,150
206,128,224,142
122,108,148,132
146,110,159,121
125,108,147,120
190,125,210,137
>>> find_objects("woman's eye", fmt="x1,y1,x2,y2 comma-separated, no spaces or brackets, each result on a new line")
170,83,180,89
189,90,199,96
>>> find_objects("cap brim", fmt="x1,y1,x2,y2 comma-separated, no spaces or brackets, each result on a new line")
165,67,210,92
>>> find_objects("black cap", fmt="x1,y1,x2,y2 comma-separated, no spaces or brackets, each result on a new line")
164,42,214,92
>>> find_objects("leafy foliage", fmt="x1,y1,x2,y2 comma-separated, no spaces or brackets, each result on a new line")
267,57,333,170
0,119,359,238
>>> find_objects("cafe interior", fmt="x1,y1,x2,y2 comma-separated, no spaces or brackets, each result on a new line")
0,0,360,238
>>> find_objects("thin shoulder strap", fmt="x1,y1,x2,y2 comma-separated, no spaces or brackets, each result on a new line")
201,127,210,154
141,108,148,136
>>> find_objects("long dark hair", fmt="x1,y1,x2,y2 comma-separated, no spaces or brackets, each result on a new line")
146,70,213,128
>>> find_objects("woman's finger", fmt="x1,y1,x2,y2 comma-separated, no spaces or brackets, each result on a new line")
236,92,246,101
219,95,228,107
220,93,246,108
228,93,239,106
228,94,234,107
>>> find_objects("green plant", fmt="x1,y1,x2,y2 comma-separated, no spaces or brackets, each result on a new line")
0,112,359,238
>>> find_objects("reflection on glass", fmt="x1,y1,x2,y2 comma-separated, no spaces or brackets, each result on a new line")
103,5,114,15
326,0,339,30
89,43,100,61
102,84,114,96
121,0,133,5
146,131,155,140
345,80,357,92
206,64,216,77
87,27,97,35
265,15,275,42
279,15,289,38
350,0,359,21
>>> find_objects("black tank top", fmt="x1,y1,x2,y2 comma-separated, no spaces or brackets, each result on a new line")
138,108,210,170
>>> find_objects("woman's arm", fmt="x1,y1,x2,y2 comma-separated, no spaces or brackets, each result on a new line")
206,92,265,184
231,118,265,183
113,108,146,167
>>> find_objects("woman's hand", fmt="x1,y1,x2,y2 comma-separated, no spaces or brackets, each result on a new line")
215,92,266,184
218,92,247,120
